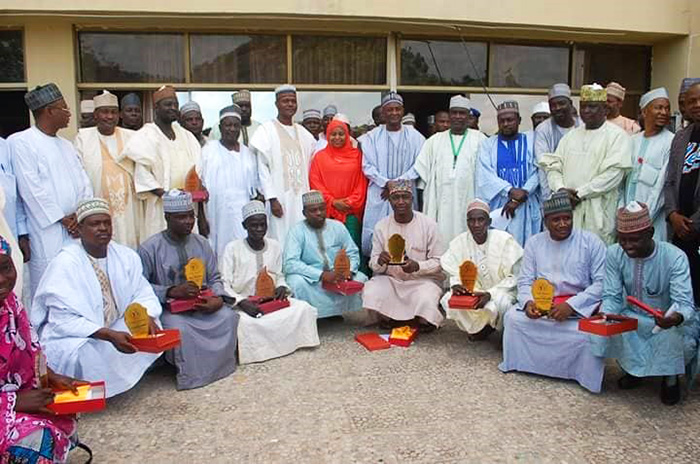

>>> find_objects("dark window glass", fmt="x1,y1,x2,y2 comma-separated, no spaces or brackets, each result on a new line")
573,44,650,92
0,31,24,83
490,44,569,88
400,39,487,86
79,33,185,83
292,36,386,85
190,34,287,84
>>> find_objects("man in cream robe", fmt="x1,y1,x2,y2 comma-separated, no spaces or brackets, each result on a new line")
250,85,316,248
75,90,141,248
32,199,162,398
0,138,27,299
123,85,201,241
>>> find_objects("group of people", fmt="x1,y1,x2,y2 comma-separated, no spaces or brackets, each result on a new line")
0,73,698,461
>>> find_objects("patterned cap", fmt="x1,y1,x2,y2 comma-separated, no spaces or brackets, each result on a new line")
275,84,297,97
153,85,177,104
180,100,201,115
450,95,470,110
497,100,519,116
121,93,141,107
302,190,325,206
680,78,700,94
580,84,607,102
381,92,404,108
387,179,413,195
323,105,338,117
76,198,111,223
606,82,626,100
470,108,481,118
548,83,571,100
219,104,241,121
467,199,490,215
242,200,266,221
232,90,251,104
532,102,550,116
303,109,322,121
639,88,669,109
0,235,11,257
93,90,119,109
24,83,63,111
542,191,573,216
402,113,416,124
80,100,95,114
163,189,194,213
617,201,652,234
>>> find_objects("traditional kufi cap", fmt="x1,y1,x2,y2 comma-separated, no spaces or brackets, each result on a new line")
219,104,241,121
606,82,626,101
0,235,11,257
76,198,111,223
639,88,669,110
25,83,63,111
387,179,413,195
580,83,607,102
548,83,571,100
180,100,201,115
323,105,338,117
302,190,325,206
381,92,404,108
470,108,481,118
449,95,470,110
163,189,194,213
121,93,141,107
542,191,573,216
467,199,490,215
80,100,95,114
232,90,251,104
275,84,297,97
532,102,551,116
242,200,266,221
303,109,322,121
153,85,177,104
402,113,416,124
333,113,350,125
680,78,700,94
497,100,519,116
93,90,118,109
616,201,652,234
427,115,436,125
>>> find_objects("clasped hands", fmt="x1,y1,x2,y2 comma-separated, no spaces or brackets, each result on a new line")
524,300,574,322
377,251,419,273
451,284,491,309
167,282,223,313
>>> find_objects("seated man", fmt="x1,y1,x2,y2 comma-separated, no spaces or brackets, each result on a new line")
363,180,445,330
499,192,607,392
221,200,320,364
138,190,239,390
283,190,367,319
593,202,698,405
32,198,162,398
441,199,523,339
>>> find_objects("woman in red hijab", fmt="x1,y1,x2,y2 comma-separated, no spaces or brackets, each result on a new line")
309,119,368,251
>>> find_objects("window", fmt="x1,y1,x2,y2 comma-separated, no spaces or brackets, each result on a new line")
400,39,487,86
572,44,650,92
490,44,569,88
79,32,185,83
0,30,24,83
190,34,287,84
292,36,386,85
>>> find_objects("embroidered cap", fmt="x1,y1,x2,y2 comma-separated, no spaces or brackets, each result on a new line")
303,109,322,121
24,83,63,111
232,90,251,104
121,93,141,107
242,200,266,221
580,84,607,102
497,100,519,116
275,84,297,97
323,105,338,117
617,201,652,234
302,190,325,206
163,190,194,213
93,90,119,109
381,92,404,108
532,102,550,116
606,82,626,101
467,199,490,215
76,198,111,223
449,95,470,110
548,83,571,100
180,100,202,115
387,179,413,195
639,88,669,109
542,191,573,216
219,105,241,121
153,85,177,104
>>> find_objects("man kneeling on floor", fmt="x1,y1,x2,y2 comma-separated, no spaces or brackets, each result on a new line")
138,190,239,390
593,202,698,405
499,191,607,392
32,198,162,397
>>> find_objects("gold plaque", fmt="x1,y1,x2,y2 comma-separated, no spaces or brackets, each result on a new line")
334,248,351,280
255,267,275,298
459,261,478,293
184,166,202,193
532,278,555,313
185,258,205,289
125,303,150,338
388,234,406,264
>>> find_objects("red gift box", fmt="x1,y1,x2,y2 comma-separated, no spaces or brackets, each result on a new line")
626,296,664,318
48,381,106,415
448,294,480,309
247,296,291,315
189,190,209,202
355,332,391,351
131,329,181,353
322,280,364,296
579,314,638,336
389,326,418,347
168,289,215,313
553,295,573,306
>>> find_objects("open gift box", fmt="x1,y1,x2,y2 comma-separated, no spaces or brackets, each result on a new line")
355,332,391,351
579,314,638,336
131,329,181,353
168,288,215,313
48,381,106,415
322,280,364,296
448,294,480,309
247,296,291,315
389,326,418,347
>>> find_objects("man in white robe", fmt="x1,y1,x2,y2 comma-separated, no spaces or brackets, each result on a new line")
209,90,262,144
250,85,316,247
0,138,28,298
221,200,319,364
441,200,523,339
122,85,201,241
414,95,486,244
8,83,93,296
31,198,162,398
200,105,259,260
74,90,141,249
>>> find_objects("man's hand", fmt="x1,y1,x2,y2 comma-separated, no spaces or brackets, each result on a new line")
147,316,159,335
503,200,519,219
669,212,694,241
524,301,542,319
18,235,30,263
509,188,528,203
401,259,419,274
377,251,392,267
321,270,341,285
194,295,224,313
107,330,137,354
332,199,352,213
15,389,55,415
270,198,284,218
238,299,262,318
47,369,88,394
655,312,683,329
274,286,290,300
167,282,200,300
451,284,469,296
60,214,79,238
474,291,491,309
549,302,574,321
197,204,210,237
151,188,165,198
380,186,390,201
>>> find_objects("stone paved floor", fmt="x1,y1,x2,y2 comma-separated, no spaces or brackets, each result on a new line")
69,319,700,463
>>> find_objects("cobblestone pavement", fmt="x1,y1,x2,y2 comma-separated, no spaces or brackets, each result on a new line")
69,318,700,463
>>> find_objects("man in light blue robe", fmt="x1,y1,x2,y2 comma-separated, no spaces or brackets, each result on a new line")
592,201,699,405
361,92,425,256
500,192,607,392
476,101,541,246
284,190,368,319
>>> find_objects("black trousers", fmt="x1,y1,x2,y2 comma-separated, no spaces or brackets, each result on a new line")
673,236,700,307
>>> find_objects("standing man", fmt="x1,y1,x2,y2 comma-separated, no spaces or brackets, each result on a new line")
621,88,673,241
179,100,207,147
321,105,338,138
678,78,700,127
477,101,541,246
250,85,316,247
9,83,93,296
540,84,632,244
415,95,486,243
530,102,550,130
0,137,28,298
302,109,323,140
469,108,481,131
74,90,141,249
119,93,143,131
123,85,201,241
534,83,580,200
606,82,641,135
361,92,425,256
664,81,700,306
434,110,450,133
371,105,383,127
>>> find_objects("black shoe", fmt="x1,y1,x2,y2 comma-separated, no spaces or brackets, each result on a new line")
618,373,644,390
660,378,681,406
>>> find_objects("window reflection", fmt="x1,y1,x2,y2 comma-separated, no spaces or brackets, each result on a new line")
0,31,24,83
400,39,487,86
572,44,650,92
490,44,569,89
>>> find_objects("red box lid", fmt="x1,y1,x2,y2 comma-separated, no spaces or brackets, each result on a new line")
131,329,181,353
355,332,391,351
578,314,638,336
322,280,364,296
248,297,291,315
448,295,479,309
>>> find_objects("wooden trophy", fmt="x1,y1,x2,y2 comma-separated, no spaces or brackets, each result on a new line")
127,302,181,353
387,234,406,265
448,261,479,309
322,248,364,296
334,248,351,280
184,167,209,202
170,258,213,313
532,278,555,314
184,257,205,289
250,267,290,314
